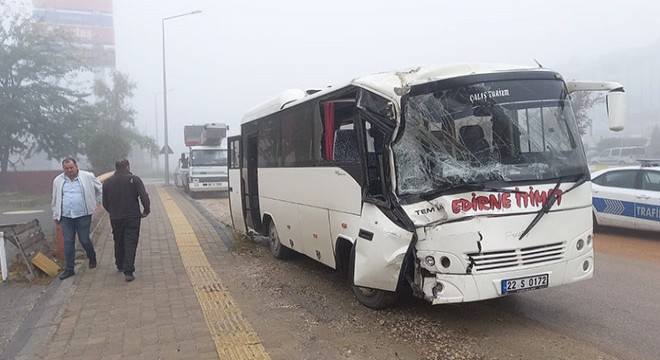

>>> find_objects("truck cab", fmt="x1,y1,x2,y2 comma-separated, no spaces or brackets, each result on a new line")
177,123,229,195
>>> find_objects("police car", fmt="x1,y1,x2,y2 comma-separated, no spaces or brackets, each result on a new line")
591,160,660,232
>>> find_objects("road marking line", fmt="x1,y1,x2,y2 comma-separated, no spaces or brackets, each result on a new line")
2,210,44,215
158,187,270,359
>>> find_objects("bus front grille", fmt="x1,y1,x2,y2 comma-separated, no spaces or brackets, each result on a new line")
466,242,566,272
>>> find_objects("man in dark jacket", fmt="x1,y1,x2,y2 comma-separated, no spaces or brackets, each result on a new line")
102,159,150,282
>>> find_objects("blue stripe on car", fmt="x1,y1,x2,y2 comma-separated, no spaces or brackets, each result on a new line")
593,197,660,222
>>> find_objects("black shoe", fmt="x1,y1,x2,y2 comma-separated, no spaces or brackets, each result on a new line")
59,270,75,280
124,273,135,282
89,259,97,269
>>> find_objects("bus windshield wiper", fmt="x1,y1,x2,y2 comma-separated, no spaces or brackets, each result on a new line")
518,173,589,240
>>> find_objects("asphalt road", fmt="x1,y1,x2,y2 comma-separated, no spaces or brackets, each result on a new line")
0,198,54,238
490,227,660,360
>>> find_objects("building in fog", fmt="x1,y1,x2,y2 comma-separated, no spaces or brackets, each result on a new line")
20,1,151,173
32,0,116,80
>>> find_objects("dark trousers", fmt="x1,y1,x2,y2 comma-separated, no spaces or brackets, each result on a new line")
110,217,141,273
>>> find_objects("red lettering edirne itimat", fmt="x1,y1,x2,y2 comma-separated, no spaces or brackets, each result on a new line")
452,187,562,214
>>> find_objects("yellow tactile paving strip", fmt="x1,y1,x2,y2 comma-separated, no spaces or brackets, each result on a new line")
158,187,271,359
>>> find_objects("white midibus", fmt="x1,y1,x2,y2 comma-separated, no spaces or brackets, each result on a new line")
227,63,626,309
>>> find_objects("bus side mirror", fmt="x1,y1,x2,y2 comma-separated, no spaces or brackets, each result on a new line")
606,90,626,132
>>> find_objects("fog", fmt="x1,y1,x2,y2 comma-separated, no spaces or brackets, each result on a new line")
110,0,660,160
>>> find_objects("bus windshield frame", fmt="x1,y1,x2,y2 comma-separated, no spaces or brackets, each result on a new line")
395,72,588,198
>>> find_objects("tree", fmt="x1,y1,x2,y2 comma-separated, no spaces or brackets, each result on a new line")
571,91,604,136
85,72,159,173
0,0,89,173
86,132,132,174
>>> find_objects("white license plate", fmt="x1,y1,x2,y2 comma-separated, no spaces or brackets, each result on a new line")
501,274,548,294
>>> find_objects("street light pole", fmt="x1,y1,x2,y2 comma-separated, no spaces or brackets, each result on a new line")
154,93,159,145
154,93,159,172
162,10,201,185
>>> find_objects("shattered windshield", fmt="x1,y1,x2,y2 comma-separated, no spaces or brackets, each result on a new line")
395,76,587,197
191,149,228,166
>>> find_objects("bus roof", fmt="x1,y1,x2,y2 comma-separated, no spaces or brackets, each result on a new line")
241,63,539,124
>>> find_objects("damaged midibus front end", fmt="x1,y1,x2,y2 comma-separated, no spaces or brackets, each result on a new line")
400,182,595,304
352,68,625,307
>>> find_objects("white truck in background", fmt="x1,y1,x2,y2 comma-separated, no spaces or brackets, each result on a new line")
175,123,229,195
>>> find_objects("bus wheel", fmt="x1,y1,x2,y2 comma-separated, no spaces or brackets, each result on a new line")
269,221,293,259
349,244,398,309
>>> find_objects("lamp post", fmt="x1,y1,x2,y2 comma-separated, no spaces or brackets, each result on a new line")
154,93,159,172
162,10,201,185
154,93,159,144
153,89,174,147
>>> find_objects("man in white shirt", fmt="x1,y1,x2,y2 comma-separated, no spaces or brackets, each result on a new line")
51,158,103,280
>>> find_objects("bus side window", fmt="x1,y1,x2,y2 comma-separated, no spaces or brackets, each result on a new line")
320,96,359,162
333,129,359,161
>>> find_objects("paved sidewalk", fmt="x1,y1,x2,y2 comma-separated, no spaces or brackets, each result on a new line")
41,186,267,360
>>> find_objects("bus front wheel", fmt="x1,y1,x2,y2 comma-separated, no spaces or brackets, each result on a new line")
269,221,294,259
349,244,398,309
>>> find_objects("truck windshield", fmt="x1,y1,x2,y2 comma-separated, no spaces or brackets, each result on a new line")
395,77,587,197
191,149,228,166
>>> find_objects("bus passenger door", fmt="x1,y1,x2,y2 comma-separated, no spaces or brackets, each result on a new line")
353,203,413,291
227,136,246,233
243,134,262,232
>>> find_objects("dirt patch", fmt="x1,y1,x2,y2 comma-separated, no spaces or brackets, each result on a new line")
594,227,660,263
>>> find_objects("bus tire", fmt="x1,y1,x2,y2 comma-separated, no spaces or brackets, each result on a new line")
349,243,398,309
269,221,293,260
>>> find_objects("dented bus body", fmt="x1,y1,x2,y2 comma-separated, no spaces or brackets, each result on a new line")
227,63,626,308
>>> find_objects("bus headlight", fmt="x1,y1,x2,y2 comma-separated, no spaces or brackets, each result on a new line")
417,251,462,273
424,256,435,267
576,239,585,251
